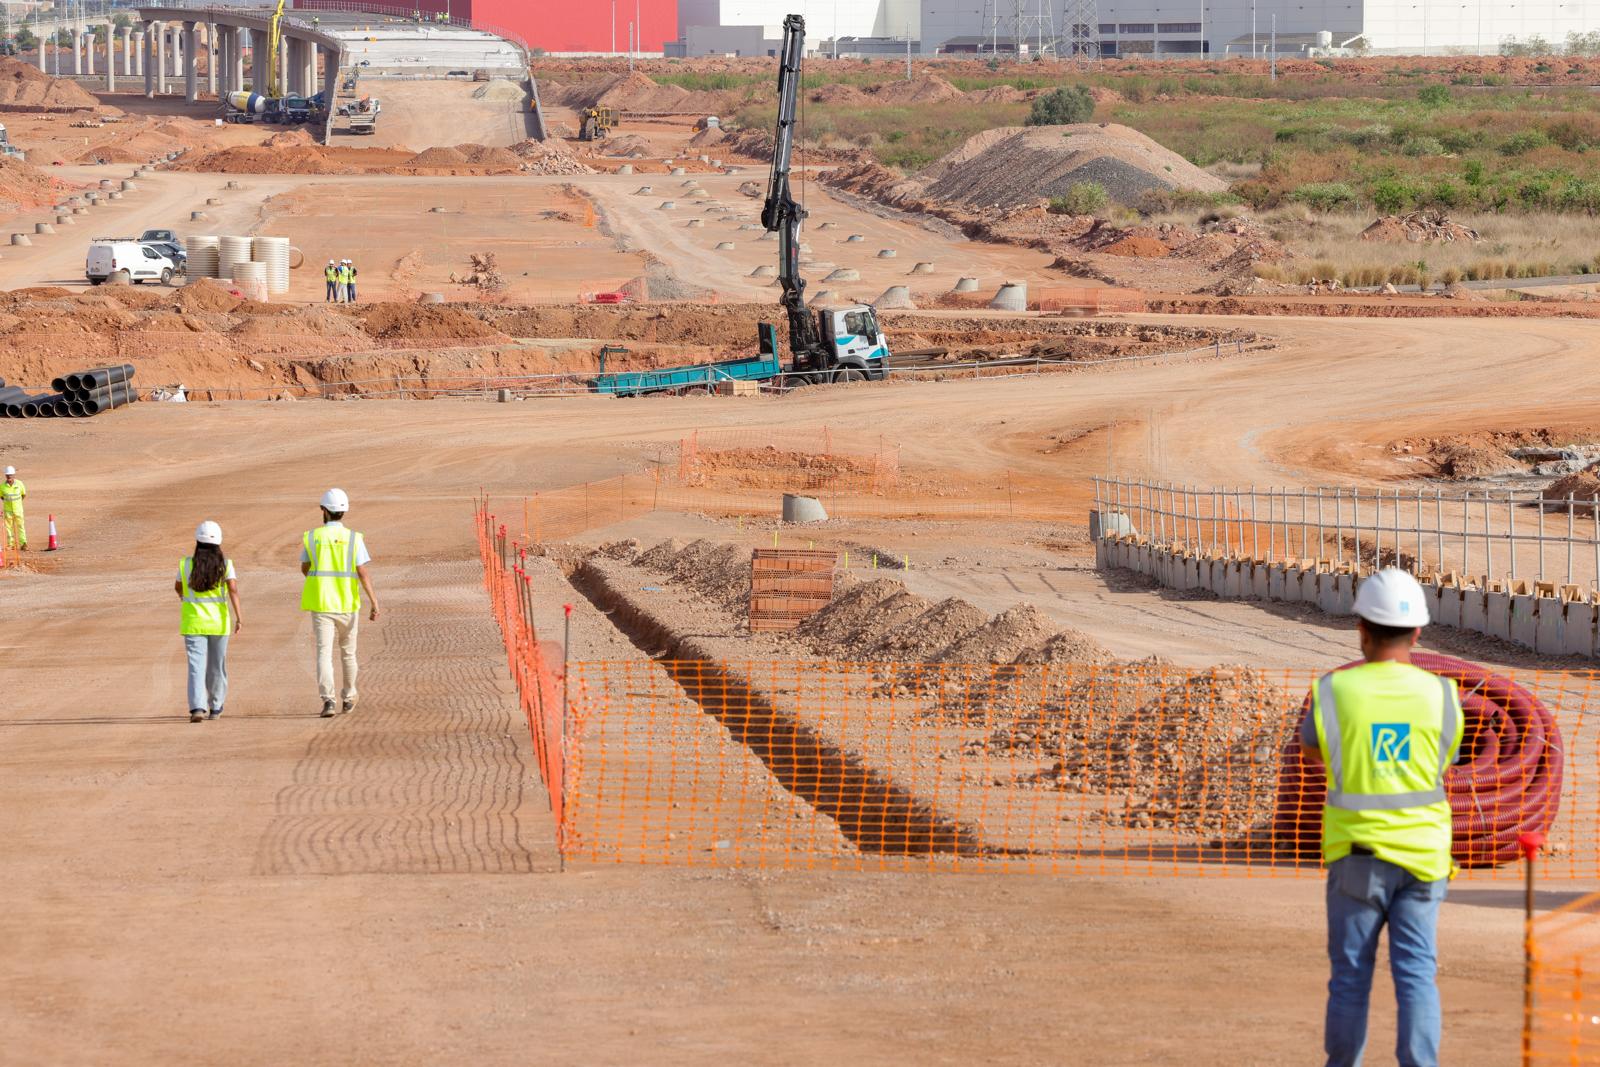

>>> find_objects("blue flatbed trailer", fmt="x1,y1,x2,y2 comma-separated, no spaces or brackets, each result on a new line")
590,324,783,397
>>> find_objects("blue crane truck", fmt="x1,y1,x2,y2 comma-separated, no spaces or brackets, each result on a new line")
588,13,891,399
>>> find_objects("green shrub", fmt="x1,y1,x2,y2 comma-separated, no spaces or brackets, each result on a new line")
1026,85,1095,126
1427,179,1463,208
1439,129,1482,154
1401,135,1445,157
1372,177,1420,213
1048,181,1109,215
1500,130,1550,156
1290,182,1358,211
1417,85,1452,108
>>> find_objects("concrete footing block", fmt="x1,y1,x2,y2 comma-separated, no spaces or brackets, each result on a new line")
1510,594,1538,649
1534,598,1565,655
1486,591,1513,641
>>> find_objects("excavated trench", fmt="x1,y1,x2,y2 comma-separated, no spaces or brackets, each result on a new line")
567,560,981,857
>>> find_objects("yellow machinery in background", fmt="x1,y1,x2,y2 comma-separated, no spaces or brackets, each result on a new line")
577,105,616,141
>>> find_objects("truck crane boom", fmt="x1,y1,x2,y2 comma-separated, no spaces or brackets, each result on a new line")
759,13,823,368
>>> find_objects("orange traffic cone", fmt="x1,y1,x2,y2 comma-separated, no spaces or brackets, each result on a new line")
46,515,58,551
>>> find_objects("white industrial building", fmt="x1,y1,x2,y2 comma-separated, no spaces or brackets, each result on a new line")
671,0,919,56
675,0,1600,57
924,1,1600,57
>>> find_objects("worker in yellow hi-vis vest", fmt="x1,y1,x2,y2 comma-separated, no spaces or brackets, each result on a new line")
1300,569,1462,1067
1,465,25,551
176,521,242,723
300,488,379,719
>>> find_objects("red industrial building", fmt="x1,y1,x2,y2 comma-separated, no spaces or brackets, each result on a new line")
300,0,679,54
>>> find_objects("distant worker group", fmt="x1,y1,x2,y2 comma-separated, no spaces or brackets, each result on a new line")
324,259,360,303
178,488,379,724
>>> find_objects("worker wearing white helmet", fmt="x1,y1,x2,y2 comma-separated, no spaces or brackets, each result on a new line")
1,464,25,552
324,260,338,303
1300,568,1462,1067
300,487,379,718
344,259,359,304
175,520,242,722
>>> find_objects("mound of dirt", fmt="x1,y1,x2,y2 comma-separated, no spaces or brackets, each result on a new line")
472,79,527,103
509,138,596,175
868,597,987,661
356,302,506,342
172,145,358,175
407,145,469,166
868,73,964,105
1361,211,1479,244
1543,469,1600,504
688,127,727,147
1099,235,1171,258
598,133,652,157
796,581,935,657
935,604,1059,665
650,538,753,611
0,57,100,108
0,155,67,213
916,124,1228,209
172,277,245,314
1437,441,1527,480
264,128,315,148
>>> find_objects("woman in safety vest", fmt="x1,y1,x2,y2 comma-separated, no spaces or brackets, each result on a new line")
174,521,242,723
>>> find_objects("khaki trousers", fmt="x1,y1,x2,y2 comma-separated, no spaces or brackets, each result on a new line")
311,611,359,704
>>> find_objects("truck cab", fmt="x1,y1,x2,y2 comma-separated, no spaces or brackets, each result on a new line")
799,304,889,382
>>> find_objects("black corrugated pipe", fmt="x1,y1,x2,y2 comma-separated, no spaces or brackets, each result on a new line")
70,364,136,392
67,399,89,417
51,375,69,392
77,380,138,413
51,398,73,417
0,386,27,406
22,393,64,417
4,403,23,418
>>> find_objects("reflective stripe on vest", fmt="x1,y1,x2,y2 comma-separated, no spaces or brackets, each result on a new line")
301,526,362,612
1319,672,1458,811
180,557,230,636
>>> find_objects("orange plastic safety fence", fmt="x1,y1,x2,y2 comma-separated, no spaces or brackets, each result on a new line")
555,658,1595,877
1528,891,1600,1064
476,503,570,850
1030,286,1146,313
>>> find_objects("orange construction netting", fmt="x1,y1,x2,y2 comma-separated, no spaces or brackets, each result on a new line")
1528,890,1600,1064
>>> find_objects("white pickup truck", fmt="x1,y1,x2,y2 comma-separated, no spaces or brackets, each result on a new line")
86,240,183,285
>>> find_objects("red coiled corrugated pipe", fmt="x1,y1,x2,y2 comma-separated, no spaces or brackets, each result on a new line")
1275,653,1563,868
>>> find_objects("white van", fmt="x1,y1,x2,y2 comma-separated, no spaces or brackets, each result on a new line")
85,240,181,285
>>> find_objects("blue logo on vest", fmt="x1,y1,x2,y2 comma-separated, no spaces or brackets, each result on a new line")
1372,723,1411,762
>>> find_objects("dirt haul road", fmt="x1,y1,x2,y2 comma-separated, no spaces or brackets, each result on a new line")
2,311,1588,1063
346,78,535,151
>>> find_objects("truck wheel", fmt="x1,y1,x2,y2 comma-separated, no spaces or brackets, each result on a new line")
836,368,866,383
160,268,174,286
88,277,103,286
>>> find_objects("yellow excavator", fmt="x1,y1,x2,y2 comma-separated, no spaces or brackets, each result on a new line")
577,105,616,142
266,0,287,97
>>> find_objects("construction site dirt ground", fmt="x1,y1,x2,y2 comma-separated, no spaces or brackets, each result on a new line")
5,310,1599,1062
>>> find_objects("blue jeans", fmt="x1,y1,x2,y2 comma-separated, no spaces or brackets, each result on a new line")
184,634,229,713
1325,852,1447,1067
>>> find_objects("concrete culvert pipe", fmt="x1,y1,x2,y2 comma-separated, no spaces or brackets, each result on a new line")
10,234,29,246
738,223,760,231
658,201,677,210
120,180,136,191
108,191,122,200
34,223,53,234
714,241,735,250
206,197,221,206
686,219,704,228
782,494,829,523
749,265,777,278
72,207,88,215
420,292,445,304
809,289,840,305
681,179,698,188
989,281,1028,311
877,249,897,259
909,262,935,275
99,179,115,189
225,180,239,189
190,211,209,221
823,268,860,282
697,154,709,163
56,215,72,225
617,164,634,174
634,186,653,195
953,276,980,292
817,221,836,230
873,285,916,309
844,234,864,242
670,167,685,175
85,193,99,204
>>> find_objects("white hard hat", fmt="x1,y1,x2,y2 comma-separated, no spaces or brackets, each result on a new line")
320,487,350,512
194,520,223,546
3,466,13,476
1353,568,1430,628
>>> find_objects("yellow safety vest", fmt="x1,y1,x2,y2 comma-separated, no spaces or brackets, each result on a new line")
179,556,231,636
301,525,363,613
1312,661,1462,882
0,479,23,511
338,265,352,283
325,266,338,282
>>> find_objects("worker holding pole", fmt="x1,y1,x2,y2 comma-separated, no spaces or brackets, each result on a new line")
1,465,25,551
300,488,379,719
1300,569,1462,1067
176,521,241,722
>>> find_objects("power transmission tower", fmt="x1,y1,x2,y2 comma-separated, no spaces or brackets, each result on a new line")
1015,0,1057,59
1064,0,1100,69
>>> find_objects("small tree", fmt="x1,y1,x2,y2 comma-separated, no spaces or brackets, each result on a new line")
1416,84,1450,108
1026,85,1095,126
1048,181,1109,216
14,27,35,51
